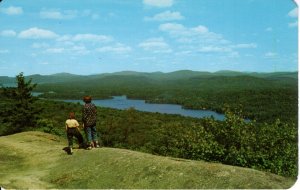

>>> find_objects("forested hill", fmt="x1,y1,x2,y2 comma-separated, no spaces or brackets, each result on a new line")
0,70,297,85
0,70,297,123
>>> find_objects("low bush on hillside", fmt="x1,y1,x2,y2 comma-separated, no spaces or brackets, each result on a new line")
97,107,297,177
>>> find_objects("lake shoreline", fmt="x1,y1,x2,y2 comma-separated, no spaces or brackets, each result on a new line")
33,93,225,120
60,95,225,120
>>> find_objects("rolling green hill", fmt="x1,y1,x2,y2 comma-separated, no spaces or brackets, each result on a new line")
0,70,297,85
0,131,296,189
1,70,297,122
26,70,297,122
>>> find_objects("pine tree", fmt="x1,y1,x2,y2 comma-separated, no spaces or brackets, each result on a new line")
2,72,41,134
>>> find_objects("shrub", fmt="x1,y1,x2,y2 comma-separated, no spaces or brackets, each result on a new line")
37,119,64,136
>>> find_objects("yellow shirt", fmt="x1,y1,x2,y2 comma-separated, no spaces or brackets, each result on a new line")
66,119,79,128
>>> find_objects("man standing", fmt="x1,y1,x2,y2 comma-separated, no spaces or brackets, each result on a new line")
82,96,99,149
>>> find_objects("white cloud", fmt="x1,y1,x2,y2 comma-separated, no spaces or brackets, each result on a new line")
191,25,209,34
287,8,298,28
138,38,172,53
42,44,90,55
0,30,17,37
39,62,49,65
159,22,256,59
56,35,72,41
288,8,298,18
40,10,63,19
82,9,92,17
80,9,100,19
40,9,101,20
45,48,65,53
18,27,59,39
26,31,126,55
231,43,257,49
72,34,112,42
1,6,23,15
289,21,298,28
97,43,132,54
228,51,240,58
135,56,156,61
143,0,174,7
92,14,100,20
159,23,211,37
0,49,9,54
145,11,184,21
31,42,49,49
198,46,231,53
70,45,90,55
159,23,222,44
265,52,277,58
265,27,273,32
159,23,185,33
58,34,113,43
40,9,77,19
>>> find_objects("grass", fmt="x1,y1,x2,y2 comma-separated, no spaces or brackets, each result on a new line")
0,131,297,189
0,145,26,180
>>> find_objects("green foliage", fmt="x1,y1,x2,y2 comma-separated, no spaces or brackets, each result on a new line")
0,71,297,177
200,108,298,177
0,73,41,134
143,121,221,162
34,73,297,123
36,119,64,136
1,93,296,177
97,105,298,177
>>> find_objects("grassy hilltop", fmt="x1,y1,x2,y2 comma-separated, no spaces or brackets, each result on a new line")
0,131,296,189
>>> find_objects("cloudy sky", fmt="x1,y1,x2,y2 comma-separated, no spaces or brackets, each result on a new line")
0,0,298,76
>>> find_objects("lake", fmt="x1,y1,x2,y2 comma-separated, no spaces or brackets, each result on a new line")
63,95,225,120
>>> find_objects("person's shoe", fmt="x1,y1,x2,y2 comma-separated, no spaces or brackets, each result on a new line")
86,146,92,150
94,141,100,148
68,147,73,155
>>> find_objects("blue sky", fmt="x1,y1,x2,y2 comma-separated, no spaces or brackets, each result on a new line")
0,0,298,76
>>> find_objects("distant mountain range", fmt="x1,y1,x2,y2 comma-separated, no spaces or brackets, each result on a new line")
0,70,297,86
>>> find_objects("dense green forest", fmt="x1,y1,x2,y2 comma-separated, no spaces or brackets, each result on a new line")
0,71,298,177
28,70,298,123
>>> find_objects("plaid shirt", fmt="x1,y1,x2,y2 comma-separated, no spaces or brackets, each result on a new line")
82,103,97,127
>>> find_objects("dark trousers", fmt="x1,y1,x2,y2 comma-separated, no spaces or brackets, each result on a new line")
67,128,83,148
